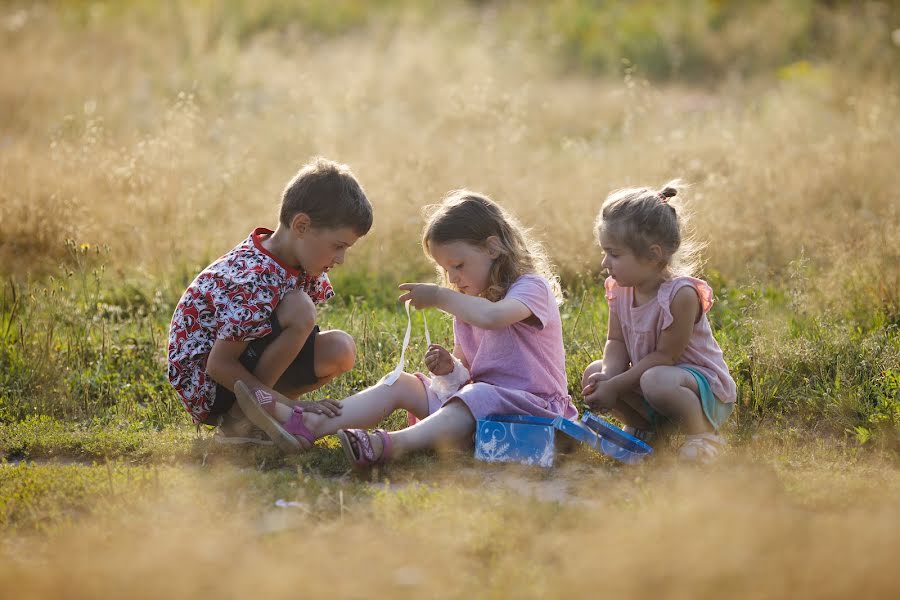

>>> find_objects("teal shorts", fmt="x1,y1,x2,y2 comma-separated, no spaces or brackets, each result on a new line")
642,366,733,431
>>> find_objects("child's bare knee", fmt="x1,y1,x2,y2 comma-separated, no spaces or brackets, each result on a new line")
581,359,605,387
639,366,669,398
276,290,317,332
325,330,356,373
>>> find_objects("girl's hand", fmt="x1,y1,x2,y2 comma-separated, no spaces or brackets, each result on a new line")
581,371,611,397
295,398,343,418
583,377,618,411
398,283,442,309
424,344,454,376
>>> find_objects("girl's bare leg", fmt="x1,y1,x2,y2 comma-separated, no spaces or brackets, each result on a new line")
640,366,711,435
387,399,476,458
301,372,429,439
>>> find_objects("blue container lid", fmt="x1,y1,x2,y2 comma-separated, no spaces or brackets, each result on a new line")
479,412,652,464
580,412,653,454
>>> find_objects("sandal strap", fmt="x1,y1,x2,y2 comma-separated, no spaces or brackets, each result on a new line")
345,429,379,464
685,432,725,446
372,429,393,464
283,406,316,443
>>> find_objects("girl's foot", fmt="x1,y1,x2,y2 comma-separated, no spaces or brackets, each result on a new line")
337,428,393,468
234,380,316,453
678,432,726,464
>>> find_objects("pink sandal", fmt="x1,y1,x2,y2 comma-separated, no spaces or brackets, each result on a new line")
337,428,393,468
234,380,316,453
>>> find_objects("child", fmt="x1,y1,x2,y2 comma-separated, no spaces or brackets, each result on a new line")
581,181,737,463
167,157,372,448
236,190,577,461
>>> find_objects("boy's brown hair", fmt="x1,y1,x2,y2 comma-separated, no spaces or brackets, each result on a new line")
280,158,372,235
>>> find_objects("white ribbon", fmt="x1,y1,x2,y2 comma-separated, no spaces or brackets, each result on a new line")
381,300,470,402
382,300,428,386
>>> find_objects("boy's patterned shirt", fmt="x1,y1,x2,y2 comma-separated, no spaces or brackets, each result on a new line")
167,228,334,423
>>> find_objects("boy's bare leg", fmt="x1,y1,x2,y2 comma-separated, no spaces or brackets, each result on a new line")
301,372,429,439
276,330,356,399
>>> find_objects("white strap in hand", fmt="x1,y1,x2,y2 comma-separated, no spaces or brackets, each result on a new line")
382,300,428,386
381,300,469,399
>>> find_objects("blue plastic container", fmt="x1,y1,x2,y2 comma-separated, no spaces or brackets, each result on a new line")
474,412,652,467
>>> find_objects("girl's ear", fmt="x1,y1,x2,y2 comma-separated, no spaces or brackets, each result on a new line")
648,244,664,264
290,212,312,236
485,236,502,259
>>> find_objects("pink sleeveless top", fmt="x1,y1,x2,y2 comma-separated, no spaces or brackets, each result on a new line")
605,276,737,403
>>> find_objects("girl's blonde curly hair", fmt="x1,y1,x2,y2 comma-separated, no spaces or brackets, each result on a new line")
423,190,561,303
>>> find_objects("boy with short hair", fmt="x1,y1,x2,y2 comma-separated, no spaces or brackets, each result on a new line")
167,157,372,449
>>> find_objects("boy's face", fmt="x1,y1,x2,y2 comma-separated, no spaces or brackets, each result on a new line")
293,224,360,277
428,240,497,297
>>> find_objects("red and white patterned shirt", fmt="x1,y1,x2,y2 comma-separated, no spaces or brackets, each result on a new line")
167,228,334,423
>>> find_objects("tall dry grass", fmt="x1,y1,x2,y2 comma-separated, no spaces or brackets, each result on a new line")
2,3,898,317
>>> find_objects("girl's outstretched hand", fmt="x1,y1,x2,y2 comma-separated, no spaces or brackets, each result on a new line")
398,283,442,309
424,344,454,376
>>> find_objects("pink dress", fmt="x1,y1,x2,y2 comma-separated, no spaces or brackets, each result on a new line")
416,274,578,420
605,276,737,403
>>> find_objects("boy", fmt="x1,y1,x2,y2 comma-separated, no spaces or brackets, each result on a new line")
167,157,372,450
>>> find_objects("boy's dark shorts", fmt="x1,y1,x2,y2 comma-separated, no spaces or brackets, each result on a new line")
204,314,320,425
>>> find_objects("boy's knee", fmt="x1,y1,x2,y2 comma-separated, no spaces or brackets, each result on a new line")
276,290,317,332
321,330,356,373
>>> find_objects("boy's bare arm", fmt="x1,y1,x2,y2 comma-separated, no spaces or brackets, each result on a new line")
207,339,272,392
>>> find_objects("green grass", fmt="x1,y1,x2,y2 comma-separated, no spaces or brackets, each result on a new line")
1,254,898,461
0,259,897,598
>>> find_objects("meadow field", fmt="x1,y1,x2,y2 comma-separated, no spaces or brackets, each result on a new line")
1,1,899,598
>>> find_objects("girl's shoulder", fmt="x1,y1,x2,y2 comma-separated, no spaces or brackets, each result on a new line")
503,273,553,298
657,277,714,327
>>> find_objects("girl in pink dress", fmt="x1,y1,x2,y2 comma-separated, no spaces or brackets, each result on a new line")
235,189,577,464
582,181,737,463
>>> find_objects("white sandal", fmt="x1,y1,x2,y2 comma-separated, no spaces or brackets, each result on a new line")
678,432,726,464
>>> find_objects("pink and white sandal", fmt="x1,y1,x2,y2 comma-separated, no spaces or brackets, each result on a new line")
337,428,393,468
678,432,727,464
234,380,316,453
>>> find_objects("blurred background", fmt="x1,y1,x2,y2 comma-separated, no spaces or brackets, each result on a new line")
2,0,897,299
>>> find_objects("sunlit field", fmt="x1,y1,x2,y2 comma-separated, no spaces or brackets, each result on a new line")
1,1,899,598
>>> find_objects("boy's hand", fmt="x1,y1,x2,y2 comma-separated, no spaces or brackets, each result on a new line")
424,344,454,376
296,399,343,418
398,283,441,309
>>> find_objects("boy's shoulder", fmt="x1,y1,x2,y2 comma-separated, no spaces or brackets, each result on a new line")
209,229,296,282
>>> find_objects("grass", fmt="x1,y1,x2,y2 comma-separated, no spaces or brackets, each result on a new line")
1,1,899,597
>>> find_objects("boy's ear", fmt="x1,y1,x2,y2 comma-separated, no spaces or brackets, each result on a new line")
289,213,312,236
485,236,502,259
